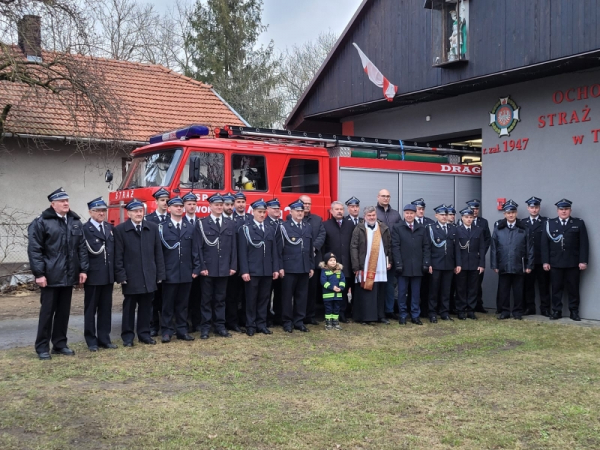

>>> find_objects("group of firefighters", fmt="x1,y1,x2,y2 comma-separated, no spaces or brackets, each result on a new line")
27,186,588,360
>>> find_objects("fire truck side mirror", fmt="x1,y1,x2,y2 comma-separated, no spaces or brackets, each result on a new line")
105,169,113,183
188,155,201,183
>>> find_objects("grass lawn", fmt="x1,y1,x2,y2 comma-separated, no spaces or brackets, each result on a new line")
1,315,599,449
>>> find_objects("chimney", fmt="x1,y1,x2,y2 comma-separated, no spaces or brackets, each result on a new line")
17,15,42,61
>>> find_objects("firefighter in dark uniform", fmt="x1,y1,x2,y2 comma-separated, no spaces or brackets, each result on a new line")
454,207,486,320
277,200,315,333
146,187,170,337
28,188,89,360
521,196,551,316
265,198,283,326
345,196,363,226
158,196,195,343
182,192,202,331
238,199,280,336
447,205,457,227
467,199,491,313
114,199,166,346
411,198,434,318
541,199,589,321
192,193,237,339
233,191,253,222
426,205,457,323
82,197,117,352
446,204,459,315
491,200,534,320
222,192,245,332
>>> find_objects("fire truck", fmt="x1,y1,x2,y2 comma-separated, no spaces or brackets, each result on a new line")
107,125,482,224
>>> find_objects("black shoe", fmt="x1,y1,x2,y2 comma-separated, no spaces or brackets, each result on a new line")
522,308,536,316
306,318,319,325
440,315,453,321
123,342,134,347
550,311,562,320
411,318,423,325
540,309,551,318
457,313,467,320
570,311,581,321
140,338,157,345
193,325,203,332
294,325,309,332
161,335,171,343
399,318,407,325
227,326,243,333
385,312,394,319
266,320,274,328
37,352,51,360
216,330,232,338
150,329,159,337
99,343,118,349
51,347,75,356
88,346,99,352
379,318,390,325
475,307,488,314
513,314,523,320
429,316,438,324
176,334,195,341
246,328,255,337
467,312,477,320
257,328,273,335
200,333,209,340
497,313,511,320
283,326,293,333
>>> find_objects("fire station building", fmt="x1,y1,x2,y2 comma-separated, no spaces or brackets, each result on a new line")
287,0,600,320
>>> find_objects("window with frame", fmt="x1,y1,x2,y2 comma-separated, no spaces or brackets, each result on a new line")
179,151,224,189
281,158,319,194
426,0,469,67
231,154,268,191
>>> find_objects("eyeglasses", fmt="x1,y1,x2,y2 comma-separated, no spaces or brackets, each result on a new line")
379,195,391,198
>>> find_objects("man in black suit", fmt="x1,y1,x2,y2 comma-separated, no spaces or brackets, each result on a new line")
455,207,486,320
521,196,551,316
345,196,362,226
222,192,245,332
277,200,314,332
300,195,326,326
467,199,491,313
392,204,431,325
146,187,170,336
238,199,280,336
82,197,117,352
426,205,457,323
158,196,196,343
265,198,283,326
541,199,589,321
182,192,202,331
323,201,355,322
114,199,166,346
192,193,237,339
412,198,434,317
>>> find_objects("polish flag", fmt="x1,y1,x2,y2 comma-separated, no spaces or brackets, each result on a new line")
353,43,398,102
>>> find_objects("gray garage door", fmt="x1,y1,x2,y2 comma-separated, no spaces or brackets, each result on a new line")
338,169,400,210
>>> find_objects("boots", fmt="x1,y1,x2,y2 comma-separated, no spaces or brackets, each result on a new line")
325,319,333,330
332,319,341,331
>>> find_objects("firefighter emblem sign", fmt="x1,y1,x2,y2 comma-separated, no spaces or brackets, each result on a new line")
489,96,520,137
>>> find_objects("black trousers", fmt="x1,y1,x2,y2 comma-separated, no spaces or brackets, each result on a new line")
188,276,202,330
225,275,245,329
244,276,273,330
456,270,479,312
281,272,309,328
449,274,457,312
420,273,431,316
550,267,581,313
83,284,114,347
122,292,154,344
524,264,551,313
305,267,321,322
161,282,192,337
475,271,486,310
428,269,453,316
150,283,163,332
497,273,525,315
268,278,283,325
200,276,228,333
35,286,73,354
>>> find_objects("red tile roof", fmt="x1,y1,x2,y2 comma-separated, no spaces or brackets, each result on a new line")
1,48,245,142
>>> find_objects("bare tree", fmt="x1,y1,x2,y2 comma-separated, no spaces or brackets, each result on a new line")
0,206,30,265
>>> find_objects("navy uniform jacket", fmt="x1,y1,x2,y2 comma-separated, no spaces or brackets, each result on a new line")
491,219,534,274
277,219,314,273
415,217,435,227
345,215,363,226
193,215,237,277
322,218,355,278
83,220,114,285
114,219,166,295
426,222,457,271
391,221,431,277
159,219,195,284
238,221,280,276
146,211,169,224
454,224,486,270
520,216,547,265
265,216,283,231
304,213,326,270
473,216,491,253
541,217,589,268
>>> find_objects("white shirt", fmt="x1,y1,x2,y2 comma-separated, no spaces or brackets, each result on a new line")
223,213,232,219
186,214,196,224
360,222,387,283
171,217,183,228
210,214,222,224
254,220,265,230
406,221,414,228
507,221,516,229
90,218,103,232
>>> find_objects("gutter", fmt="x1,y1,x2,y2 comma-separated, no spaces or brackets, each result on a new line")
1,132,146,146
211,88,250,126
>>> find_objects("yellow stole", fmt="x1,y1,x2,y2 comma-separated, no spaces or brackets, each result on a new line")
361,226,382,291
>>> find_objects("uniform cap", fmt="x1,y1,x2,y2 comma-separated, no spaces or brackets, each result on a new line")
288,200,305,211
167,196,184,206
525,196,542,206
411,198,426,207
403,204,417,212
125,199,144,211
87,197,107,210
266,198,280,208
208,193,224,203
555,198,572,208
48,187,69,202
152,187,170,199
459,207,474,216
323,252,337,263
222,192,236,203
433,204,448,214
234,191,246,200
466,199,480,208
446,204,456,214
345,196,360,206
182,192,197,203
502,199,518,211
251,198,267,210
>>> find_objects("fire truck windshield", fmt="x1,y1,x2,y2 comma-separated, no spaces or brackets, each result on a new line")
119,148,182,190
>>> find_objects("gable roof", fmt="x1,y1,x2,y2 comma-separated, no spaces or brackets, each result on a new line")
1,47,247,143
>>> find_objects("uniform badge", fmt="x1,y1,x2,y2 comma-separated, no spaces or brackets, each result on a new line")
95,239,99,242
437,238,440,243
292,237,296,241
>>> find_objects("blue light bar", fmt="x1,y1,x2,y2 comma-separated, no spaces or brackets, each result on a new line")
149,125,210,144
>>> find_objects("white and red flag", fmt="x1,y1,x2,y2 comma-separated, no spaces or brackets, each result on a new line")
353,43,397,102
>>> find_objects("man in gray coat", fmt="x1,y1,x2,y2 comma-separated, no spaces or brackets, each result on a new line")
491,200,533,320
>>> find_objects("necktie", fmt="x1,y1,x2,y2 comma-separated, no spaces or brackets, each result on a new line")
562,220,567,226
509,224,513,230
176,222,181,235
354,218,358,225
409,223,413,231
442,225,447,234
467,227,471,236
99,224,104,235
189,218,194,225
259,224,264,233
216,218,221,229
160,215,165,222
136,224,141,234
338,220,342,228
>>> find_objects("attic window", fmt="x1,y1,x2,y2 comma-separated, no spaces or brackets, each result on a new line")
26,55,42,63
425,0,469,67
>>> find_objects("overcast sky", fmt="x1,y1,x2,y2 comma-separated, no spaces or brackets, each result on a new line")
147,0,364,51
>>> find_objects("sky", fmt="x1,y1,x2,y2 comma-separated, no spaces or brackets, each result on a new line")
147,0,364,51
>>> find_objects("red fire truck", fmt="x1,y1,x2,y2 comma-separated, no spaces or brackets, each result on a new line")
107,125,482,224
